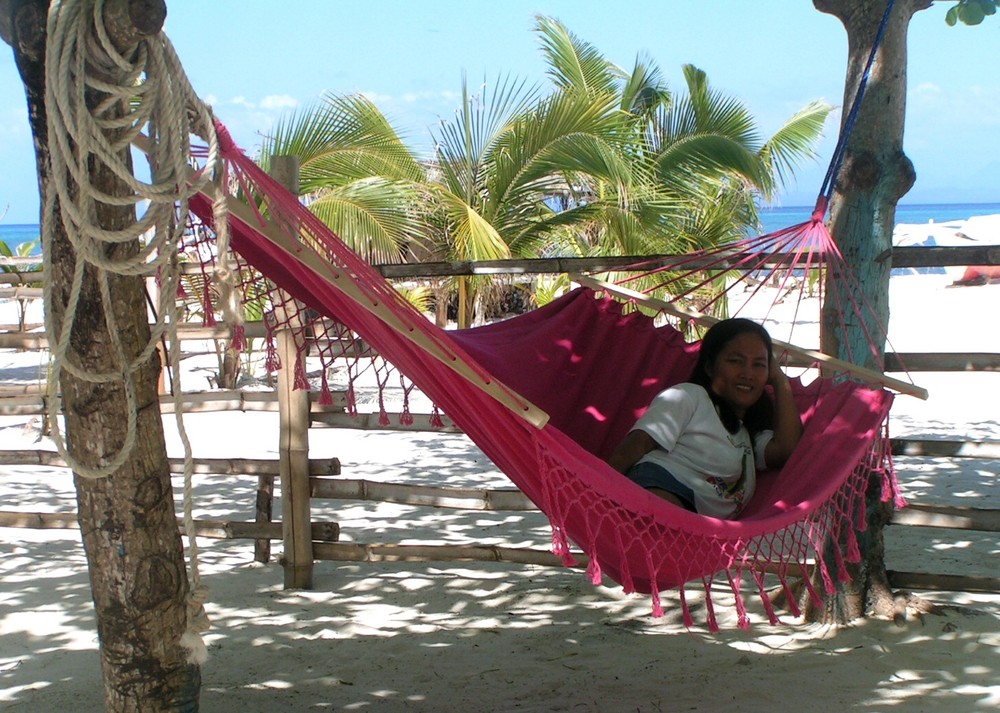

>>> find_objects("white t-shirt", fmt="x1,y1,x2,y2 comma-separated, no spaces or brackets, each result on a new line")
632,383,773,519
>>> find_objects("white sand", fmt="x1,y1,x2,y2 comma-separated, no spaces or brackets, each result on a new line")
1,225,998,711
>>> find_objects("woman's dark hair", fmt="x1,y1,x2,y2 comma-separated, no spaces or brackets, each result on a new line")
688,318,775,437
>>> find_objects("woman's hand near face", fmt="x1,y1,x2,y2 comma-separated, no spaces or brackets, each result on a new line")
768,354,787,387
764,355,803,469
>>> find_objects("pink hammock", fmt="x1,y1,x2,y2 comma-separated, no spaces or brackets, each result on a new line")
183,123,903,629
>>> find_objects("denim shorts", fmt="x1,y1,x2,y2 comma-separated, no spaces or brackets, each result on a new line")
625,461,697,512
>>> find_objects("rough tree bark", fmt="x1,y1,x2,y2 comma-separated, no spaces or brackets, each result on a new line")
813,0,932,622
2,0,201,710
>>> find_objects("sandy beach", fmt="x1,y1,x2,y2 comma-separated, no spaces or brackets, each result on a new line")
0,220,998,711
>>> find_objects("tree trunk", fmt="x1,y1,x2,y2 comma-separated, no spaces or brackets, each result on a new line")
3,1,200,709
813,0,930,623
217,341,242,390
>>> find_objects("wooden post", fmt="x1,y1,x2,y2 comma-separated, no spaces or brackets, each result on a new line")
252,474,273,562
270,156,314,587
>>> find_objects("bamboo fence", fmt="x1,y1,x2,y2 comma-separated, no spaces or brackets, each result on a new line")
0,250,997,594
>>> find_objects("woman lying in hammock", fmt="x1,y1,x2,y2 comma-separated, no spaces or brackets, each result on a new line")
608,319,803,519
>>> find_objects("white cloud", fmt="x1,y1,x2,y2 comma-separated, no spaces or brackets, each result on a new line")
361,90,392,104
259,94,298,110
910,80,999,128
912,81,942,96
231,96,255,109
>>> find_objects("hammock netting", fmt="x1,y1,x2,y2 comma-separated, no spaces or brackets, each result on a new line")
172,122,906,630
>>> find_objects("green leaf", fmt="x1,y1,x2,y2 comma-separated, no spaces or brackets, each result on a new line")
307,178,422,264
976,0,998,16
534,15,624,97
959,1,986,24
946,5,960,25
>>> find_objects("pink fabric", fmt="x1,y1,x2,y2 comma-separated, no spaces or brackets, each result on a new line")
185,123,901,627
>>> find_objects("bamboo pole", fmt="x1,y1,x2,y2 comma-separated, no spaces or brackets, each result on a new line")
890,438,1000,458
4,242,1000,276
575,274,929,400
887,571,1000,594
889,503,1000,531
310,477,535,511
312,541,587,568
5,510,993,593
0,510,338,541
0,287,43,299
310,410,461,432
0,389,349,416
270,155,314,582
0,449,340,475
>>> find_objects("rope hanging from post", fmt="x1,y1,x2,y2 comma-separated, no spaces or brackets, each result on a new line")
42,0,227,664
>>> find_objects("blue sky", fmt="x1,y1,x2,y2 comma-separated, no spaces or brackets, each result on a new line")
1,1,998,224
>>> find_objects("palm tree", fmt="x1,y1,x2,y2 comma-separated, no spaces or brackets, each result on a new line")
421,73,543,325
427,72,644,325
517,16,833,321
258,15,832,327
533,16,832,264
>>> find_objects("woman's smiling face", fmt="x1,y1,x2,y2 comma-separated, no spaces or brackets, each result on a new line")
705,332,770,418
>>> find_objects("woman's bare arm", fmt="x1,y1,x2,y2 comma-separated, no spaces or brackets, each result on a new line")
764,361,803,468
607,429,658,473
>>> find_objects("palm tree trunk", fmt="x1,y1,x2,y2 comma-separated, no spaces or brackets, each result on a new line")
3,1,200,709
458,276,470,329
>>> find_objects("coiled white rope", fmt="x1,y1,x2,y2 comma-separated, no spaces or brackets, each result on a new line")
43,0,229,664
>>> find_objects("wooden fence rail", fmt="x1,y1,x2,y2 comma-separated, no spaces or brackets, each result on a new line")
0,453,341,546
0,450,341,475
0,510,339,543
0,389,350,416
2,244,996,280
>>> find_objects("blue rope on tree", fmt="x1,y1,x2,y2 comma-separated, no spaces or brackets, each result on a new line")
817,0,897,204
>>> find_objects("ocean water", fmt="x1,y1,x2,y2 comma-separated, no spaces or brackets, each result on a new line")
0,224,41,255
2,202,998,254
757,202,1000,237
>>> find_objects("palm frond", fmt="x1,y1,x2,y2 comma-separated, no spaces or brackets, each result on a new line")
534,15,625,97
677,66,758,145
307,178,421,264
757,100,834,197
262,93,424,191
655,134,767,189
620,56,671,118
432,189,511,262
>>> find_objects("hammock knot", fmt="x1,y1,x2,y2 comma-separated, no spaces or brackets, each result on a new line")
213,116,237,152
811,196,829,223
